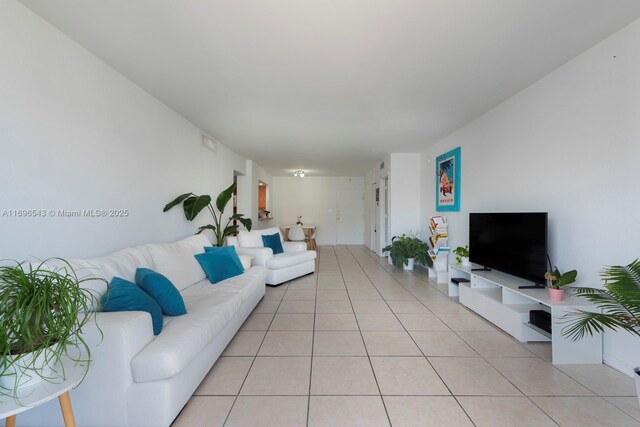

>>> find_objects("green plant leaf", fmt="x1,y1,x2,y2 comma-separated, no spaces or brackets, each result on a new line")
562,259,640,341
557,269,577,287
162,193,193,212
216,183,236,213
236,217,253,232
196,224,216,235
183,195,212,221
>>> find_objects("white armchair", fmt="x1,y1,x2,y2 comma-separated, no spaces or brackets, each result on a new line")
227,227,316,286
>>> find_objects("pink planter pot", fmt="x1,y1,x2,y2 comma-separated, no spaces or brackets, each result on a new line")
547,287,565,302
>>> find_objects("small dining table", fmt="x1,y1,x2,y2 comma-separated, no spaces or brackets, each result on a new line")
283,226,317,250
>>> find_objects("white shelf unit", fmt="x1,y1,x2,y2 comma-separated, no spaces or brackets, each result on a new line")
449,264,602,364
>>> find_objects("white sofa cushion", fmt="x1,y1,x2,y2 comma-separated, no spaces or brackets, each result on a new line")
237,227,284,248
147,235,210,291
237,230,263,247
238,254,252,270
130,266,266,382
265,251,317,270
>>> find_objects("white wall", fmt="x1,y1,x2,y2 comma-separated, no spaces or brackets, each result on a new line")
420,18,640,375
0,0,250,259
271,177,365,245
389,153,423,238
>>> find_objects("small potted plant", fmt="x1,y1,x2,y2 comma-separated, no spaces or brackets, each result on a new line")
383,234,433,271
0,260,100,396
296,216,303,226
562,259,640,404
544,266,577,302
453,245,470,266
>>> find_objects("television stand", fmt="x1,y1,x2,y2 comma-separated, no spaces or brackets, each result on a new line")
471,266,491,272
448,264,602,364
518,283,545,289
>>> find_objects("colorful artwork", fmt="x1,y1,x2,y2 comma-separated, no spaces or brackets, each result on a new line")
436,147,461,211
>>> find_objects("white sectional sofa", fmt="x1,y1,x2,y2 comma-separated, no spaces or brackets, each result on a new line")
22,234,266,427
227,226,317,286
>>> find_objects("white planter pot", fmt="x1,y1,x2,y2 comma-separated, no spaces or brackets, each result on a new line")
388,255,393,265
403,258,415,271
0,347,56,390
462,257,471,267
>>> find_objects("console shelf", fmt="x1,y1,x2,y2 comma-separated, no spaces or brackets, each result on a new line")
449,264,602,364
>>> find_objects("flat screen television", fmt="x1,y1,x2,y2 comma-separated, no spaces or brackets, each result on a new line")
469,212,547,285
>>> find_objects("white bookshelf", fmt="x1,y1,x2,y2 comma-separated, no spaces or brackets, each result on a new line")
449,264,602,364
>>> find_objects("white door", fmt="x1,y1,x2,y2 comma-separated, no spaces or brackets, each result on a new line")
336,189,365,244
372,184,379,252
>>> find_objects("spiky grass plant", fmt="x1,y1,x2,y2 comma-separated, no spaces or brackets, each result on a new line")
0,259,101,398
563,259,640,341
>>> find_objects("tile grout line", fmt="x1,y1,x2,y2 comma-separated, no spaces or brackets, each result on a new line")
220,279,290,426
346,245,479,427
335,245,397,427
306,251,320,427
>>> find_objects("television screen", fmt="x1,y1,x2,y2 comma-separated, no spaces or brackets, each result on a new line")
469,212,547,284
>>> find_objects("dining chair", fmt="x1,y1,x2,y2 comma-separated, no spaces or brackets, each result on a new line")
288,226,307,242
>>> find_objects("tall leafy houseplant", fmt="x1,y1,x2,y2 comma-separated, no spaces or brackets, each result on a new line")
0,260,100,396
383,234,433,269
563,259,640,341
164,183,252,247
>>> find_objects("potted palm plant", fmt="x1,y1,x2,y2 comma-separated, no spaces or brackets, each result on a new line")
383,234,433,271
562,259,640,404
163,182,252,246
0,260,100,396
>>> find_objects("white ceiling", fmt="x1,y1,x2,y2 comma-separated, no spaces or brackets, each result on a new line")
20,0,640,176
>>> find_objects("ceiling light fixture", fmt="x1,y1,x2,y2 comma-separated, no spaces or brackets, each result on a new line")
293,169,305,177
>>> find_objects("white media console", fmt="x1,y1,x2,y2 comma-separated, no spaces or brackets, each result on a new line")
449,264,602,364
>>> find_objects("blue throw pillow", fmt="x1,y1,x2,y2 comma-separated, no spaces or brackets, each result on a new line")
101,277,164,335
196,247,245,284
204,246,244,272
261,233,284,255
135,268,187,316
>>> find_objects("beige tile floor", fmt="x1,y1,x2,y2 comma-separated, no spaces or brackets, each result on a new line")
173,246,640,427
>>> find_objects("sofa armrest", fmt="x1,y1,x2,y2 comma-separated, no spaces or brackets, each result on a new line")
235,247,274,267
283,241,308,253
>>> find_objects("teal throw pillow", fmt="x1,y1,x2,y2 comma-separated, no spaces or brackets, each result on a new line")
204,246,244,271
101,277,164,335
261,233,284,255
196,247,245,284
135,268,187,316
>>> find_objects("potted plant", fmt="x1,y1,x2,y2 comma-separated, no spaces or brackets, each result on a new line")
562,259,640,403
164,183,252,246
453,245,470,266
544,266,577,302
296,216,303,226
0,260,100,395
383,234,433,271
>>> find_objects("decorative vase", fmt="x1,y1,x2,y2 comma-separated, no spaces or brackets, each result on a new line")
403,258,415,271
462,257,471,267
547,287,564,302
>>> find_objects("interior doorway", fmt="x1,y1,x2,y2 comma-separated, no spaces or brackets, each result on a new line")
336,188,365,245
372,183,379,252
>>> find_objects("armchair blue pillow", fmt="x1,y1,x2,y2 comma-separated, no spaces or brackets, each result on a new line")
261,233,284,255
101,277,164,335
196,246,245,284
135,268,187,316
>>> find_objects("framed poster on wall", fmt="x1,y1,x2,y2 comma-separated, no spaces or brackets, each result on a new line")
436,147,461,211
